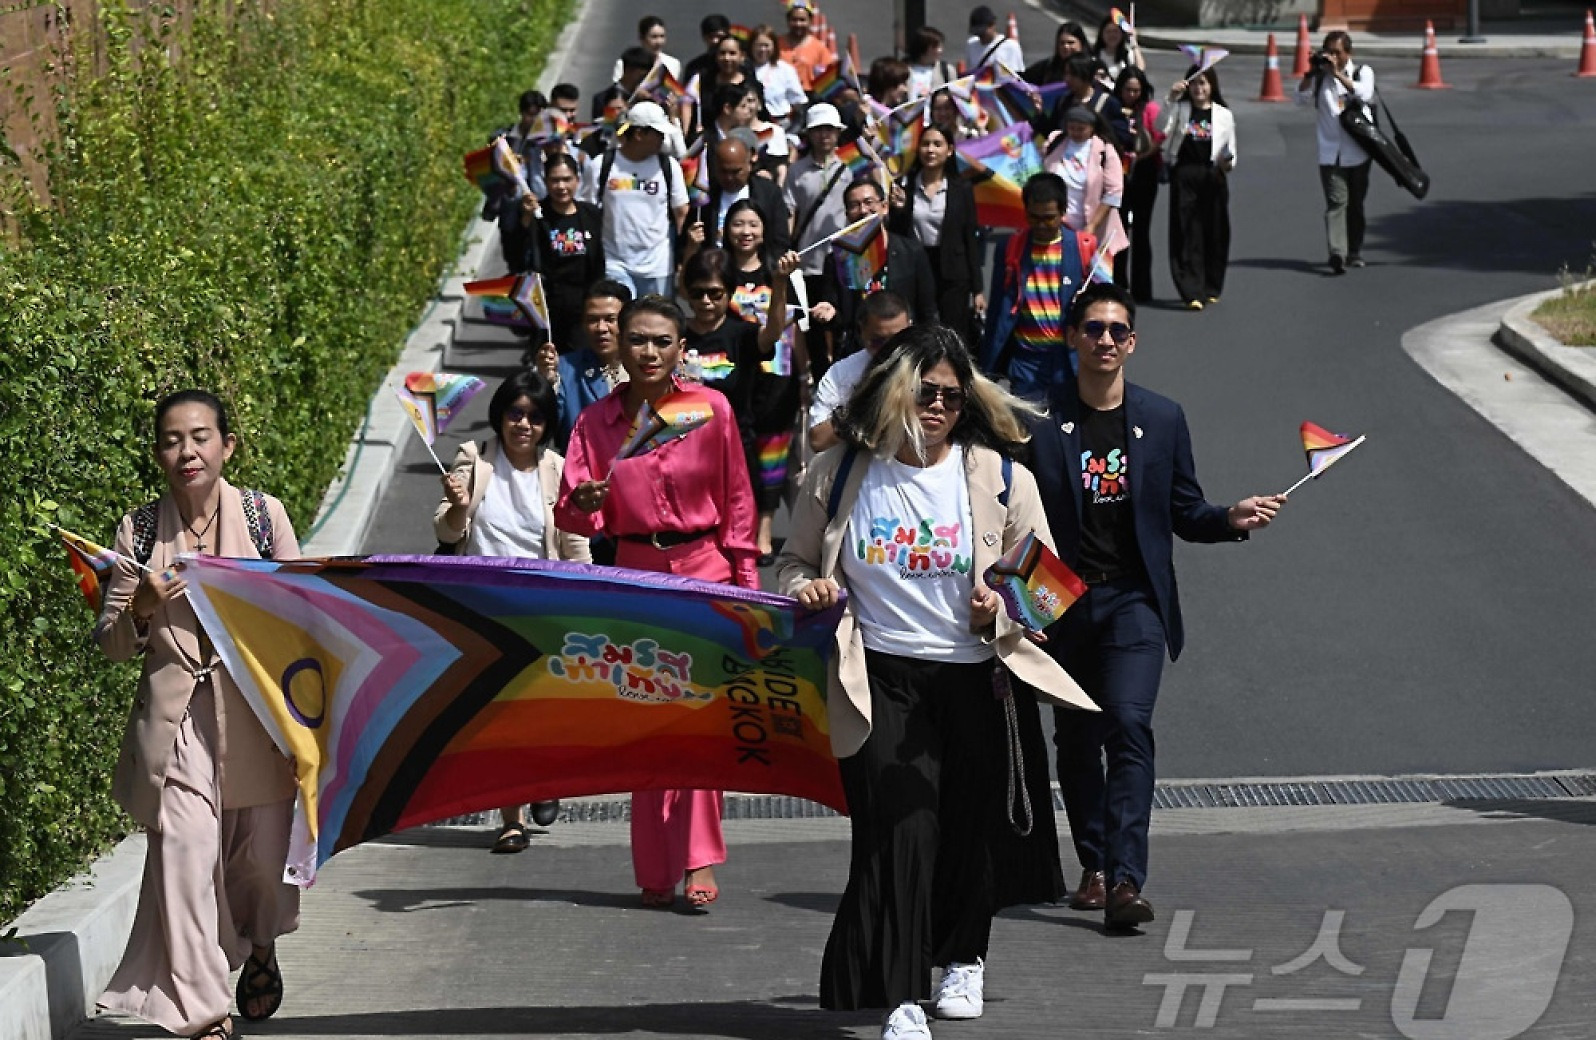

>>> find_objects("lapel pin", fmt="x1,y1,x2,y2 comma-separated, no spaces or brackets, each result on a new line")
983,532,998,546
1061,421,1075,434
1133,426,1144,439
585,368,597,379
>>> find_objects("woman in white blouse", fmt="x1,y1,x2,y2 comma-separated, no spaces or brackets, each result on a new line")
751,24,807,130
434,370,591,851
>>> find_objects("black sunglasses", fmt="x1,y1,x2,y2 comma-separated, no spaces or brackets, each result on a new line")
1081,319,1134,344
916,384,967,410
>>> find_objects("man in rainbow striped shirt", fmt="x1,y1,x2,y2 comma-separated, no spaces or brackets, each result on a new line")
980,173,1096,397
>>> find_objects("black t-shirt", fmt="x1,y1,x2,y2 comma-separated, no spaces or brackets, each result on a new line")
1076,403,1143,577
684,317,762,424
536,207,596,291
1176,108,1214,166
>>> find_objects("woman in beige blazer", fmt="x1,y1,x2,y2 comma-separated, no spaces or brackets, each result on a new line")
95,390,300,1040
777,326,1097,1040
434,369,590,852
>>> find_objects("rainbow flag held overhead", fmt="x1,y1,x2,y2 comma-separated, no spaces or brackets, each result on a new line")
1300,422,1366,477
181,554,849,884
876,98,927,178
617,387,718,461
970,63,1043,127
631,60,689,110
833,136,886,190
1110,6,1135,32
464,274,548,328
725,23,755,46
396,372,486,446
56,526,121,614
527,109,573,147
1178,44,1230,74
984,533,1087,633
811,51,861,102
462,136,529,198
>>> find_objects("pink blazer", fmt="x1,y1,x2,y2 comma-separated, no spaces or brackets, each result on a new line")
1044,135,1127,249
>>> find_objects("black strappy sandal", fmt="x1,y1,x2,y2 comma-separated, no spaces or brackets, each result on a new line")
192,1016,235,1040
236,946,283,1021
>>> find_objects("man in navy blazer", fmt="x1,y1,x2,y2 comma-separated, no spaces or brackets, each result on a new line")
1026,283,1284,930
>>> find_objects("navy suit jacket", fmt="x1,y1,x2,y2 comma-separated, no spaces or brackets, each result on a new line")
554,349,614,446
1027,381,1243,661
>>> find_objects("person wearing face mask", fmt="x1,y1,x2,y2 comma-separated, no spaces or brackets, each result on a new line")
557,295,760,910
887,123,983,345
781,325,1090,1040
1160,64,1236,310
1043,105,1126,249
434,371,590,852
95,390,302,1040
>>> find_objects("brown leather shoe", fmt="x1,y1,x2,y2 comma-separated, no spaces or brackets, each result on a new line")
1069,869,1107,911
1104,880,1155,930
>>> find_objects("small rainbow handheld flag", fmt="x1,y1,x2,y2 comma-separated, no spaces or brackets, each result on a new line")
1284,422,1367,495
1110,6,1135,32
615,387,717,463
464,274,549,329
811,51,861,102
462,136,529,197
984,532,1087,633
833,137,882,183
396,372,487,447
56,526,122,613
1178,44,1230,75
830,212,887,290
631,60,689,110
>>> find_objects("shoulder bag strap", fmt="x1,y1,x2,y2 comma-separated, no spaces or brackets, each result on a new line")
794,161,849,245
239,489,275,559
825,446,860,522
132,501,160,566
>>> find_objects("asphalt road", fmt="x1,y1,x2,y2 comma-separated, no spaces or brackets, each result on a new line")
362,0,1596,781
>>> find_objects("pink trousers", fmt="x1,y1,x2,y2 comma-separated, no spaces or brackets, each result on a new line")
99,682,298,1035
615,536,732,891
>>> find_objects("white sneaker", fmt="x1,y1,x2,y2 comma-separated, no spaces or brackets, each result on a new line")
932,959,985,1020
882,1001,932,1040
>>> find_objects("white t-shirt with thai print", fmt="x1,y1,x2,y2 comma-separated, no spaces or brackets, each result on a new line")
838,445,992,662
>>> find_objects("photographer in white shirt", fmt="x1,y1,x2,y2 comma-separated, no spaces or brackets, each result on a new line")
1296,31,1375,275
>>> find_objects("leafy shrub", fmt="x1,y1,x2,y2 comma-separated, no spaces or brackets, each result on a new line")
0,0,567,922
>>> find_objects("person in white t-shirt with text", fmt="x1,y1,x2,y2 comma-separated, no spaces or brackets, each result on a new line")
582,101,690,299
964,5,1024,72
1295,30,1375,275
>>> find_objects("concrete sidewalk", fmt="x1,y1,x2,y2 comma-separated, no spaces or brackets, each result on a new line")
67,802,1596,1040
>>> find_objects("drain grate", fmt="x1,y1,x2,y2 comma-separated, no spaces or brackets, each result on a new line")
423,771,1596,828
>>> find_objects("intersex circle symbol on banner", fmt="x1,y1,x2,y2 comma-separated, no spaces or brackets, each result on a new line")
281,658,327,728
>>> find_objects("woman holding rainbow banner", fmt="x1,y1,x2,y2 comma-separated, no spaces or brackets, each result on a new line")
94,390,301,1040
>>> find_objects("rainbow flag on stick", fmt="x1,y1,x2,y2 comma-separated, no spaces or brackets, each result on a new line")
631,60,689,110
1283,422,1367,495
464,274,548,329
54,525,137,614
613,387,718,468
984,533,1087,633
961,153,1029,230
462,136,529,198
833,212,888,290
395,372,487,473
1178,44,1230,75
181,554,848,885
811,51,861,102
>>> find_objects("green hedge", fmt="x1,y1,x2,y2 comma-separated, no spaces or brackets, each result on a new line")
0,0,567,922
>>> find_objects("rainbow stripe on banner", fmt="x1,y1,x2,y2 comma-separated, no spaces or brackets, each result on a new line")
984,532,1087,633
181,555,849,884
56,526,120,613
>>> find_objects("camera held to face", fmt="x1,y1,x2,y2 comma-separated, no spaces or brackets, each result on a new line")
1312,51,1336,71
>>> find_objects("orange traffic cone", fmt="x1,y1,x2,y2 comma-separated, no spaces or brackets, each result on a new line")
847,32,863,73
1257,33,1288,100
1292,13,1312,78
815,10,828,38
1414,20,1452,88
1576,9,1596,77
1007,12,1020,40
825,26,837,54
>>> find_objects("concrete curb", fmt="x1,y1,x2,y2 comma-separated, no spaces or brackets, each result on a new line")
1495,280,1596,414
0,837,144,1040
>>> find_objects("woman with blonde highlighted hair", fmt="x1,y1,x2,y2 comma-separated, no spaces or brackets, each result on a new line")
778,325,1096,1040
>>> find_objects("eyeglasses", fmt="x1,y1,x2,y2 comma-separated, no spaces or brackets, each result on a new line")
915,384,967,411
1082,319,1134,344
687,285,727,301
504,407,545,426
